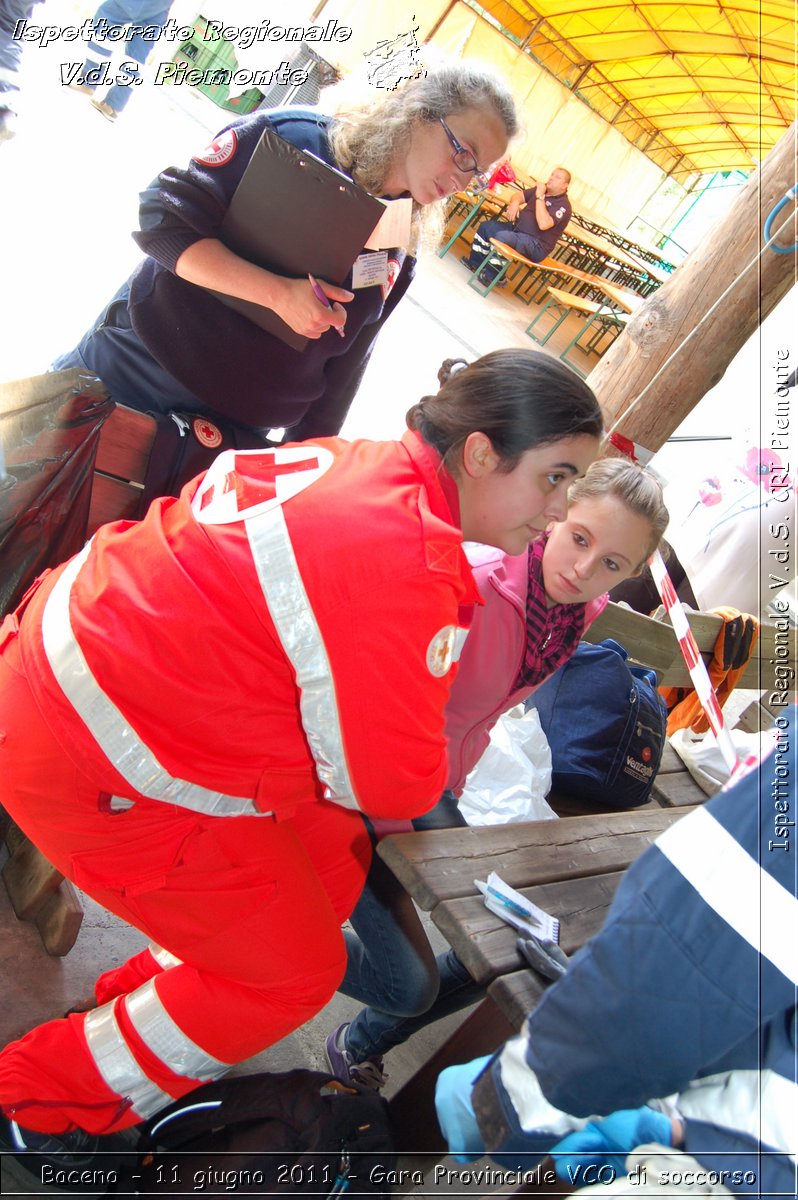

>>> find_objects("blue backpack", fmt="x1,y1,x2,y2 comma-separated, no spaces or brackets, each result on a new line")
528,638,667,809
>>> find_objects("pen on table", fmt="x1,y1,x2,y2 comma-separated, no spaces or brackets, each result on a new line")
308,273,346,338
484,883,535,921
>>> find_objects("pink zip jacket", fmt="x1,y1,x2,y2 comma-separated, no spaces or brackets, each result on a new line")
445,544,608,795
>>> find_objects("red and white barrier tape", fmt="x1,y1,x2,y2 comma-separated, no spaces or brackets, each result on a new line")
649,550,740,776
606,432,655,467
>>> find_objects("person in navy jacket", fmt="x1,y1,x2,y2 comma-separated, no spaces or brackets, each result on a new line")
462,166,572,272
437,712,797,1198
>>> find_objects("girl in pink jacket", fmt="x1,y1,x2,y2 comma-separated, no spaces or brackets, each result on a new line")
327,458,670,1088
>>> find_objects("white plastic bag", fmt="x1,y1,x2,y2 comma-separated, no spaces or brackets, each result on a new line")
458,705,556,825
669,726,766,796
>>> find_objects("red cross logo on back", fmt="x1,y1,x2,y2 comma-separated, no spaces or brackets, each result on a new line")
192,446,334,524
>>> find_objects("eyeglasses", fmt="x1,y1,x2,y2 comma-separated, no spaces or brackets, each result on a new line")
439,118,490,191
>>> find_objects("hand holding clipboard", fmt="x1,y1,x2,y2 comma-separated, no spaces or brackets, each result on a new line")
208,128,384,351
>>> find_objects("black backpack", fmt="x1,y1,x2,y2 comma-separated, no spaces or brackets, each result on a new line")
529,638,667,808
110,1070,396,1196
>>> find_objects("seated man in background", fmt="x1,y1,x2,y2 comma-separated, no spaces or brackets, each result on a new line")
461,167,572,276
436,712,796,1197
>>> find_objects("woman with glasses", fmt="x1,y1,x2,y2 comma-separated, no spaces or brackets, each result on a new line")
52,61,516,474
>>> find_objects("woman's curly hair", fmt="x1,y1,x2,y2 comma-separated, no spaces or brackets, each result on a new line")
325,60,518,253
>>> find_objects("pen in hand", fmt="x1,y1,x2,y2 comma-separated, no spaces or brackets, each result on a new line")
308,273,346,338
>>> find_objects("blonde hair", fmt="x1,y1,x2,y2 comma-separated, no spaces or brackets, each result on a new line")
325,60,518,254
568,459,669,568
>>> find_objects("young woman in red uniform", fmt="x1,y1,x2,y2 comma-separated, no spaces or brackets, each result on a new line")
0,349,602,1164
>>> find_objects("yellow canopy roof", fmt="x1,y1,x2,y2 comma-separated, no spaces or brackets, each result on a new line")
476,0,796,176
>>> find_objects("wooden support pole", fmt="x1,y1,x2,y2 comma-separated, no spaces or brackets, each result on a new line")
588,121,797,456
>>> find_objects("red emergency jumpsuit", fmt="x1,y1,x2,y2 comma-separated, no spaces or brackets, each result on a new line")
0,432,478,1134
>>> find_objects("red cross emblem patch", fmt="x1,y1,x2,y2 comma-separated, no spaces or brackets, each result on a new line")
191,446,334,525
193,128,238,167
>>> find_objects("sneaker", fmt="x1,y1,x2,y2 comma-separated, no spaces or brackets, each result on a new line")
0,1114,135,1191
324,1022,387,1091
90,99,118,122
67,80,93,96
459,256,476,272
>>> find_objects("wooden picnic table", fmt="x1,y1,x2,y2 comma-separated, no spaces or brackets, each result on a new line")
571,212,675,280
557,226,664,295
380,805,693,1152
523,272,643,374
468,240,645,315
437,189,506,258
559,225,648,275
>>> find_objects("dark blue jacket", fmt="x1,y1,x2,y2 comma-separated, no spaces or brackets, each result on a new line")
129,107,414,435
473,712,798,1198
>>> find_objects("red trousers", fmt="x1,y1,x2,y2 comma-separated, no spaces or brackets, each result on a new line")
0,627,371,1134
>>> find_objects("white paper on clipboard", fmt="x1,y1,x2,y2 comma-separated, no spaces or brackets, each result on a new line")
364,198,413,251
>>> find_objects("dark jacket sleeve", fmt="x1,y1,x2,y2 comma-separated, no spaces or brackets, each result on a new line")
132,114,269,272
132,108,331,273
284,254,416,441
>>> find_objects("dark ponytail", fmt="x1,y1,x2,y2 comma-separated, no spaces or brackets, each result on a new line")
407,349,603,474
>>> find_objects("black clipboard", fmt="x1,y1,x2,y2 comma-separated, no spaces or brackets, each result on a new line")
209,126,385,351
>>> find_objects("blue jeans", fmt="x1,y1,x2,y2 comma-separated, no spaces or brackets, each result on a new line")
412,788,467,831
0,1,43,109
339,804,482,1063
465,219,546,268
82,1,171,113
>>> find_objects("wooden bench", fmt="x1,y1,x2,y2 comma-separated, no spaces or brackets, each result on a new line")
526,286,629,374
465,238,651,311
465,242,596,302
584,600,791,693
465,238,542,296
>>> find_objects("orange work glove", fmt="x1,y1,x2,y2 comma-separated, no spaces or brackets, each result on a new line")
665,609,759,735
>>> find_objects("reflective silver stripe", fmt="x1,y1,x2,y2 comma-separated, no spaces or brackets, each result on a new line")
41,546,267,818
84,1000,172,1119
678,1068,798,1161
126,980,230,1081
150,1100,223,1139
498,1028,590,1138
149,943,183,970
656,807,798,984
246,506,358,811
